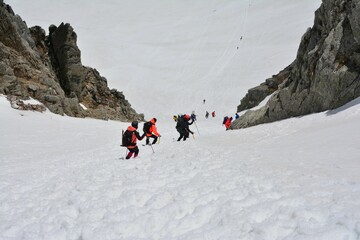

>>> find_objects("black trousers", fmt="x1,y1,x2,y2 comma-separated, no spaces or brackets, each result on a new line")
177,129,189,141
146,134,158,144
126,146,139,159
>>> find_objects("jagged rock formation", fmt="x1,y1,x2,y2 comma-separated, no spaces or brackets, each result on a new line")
237,64,293,112
232,0,360,129
0,1,144,121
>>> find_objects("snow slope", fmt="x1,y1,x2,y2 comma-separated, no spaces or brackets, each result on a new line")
1,95,360,240
2,0,360,239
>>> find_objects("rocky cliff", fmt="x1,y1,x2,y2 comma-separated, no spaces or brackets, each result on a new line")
0,1,144,121
232,0,360,129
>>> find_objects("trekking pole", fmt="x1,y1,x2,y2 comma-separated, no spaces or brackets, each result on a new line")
149,143,155,153
158,136,161,144
194,121,200,136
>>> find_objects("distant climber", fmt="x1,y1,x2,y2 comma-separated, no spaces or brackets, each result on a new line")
225,117,233,130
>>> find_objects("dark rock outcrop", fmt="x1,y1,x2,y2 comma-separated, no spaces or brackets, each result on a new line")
232,0,360,129
0,2,143,121
237,64,293,112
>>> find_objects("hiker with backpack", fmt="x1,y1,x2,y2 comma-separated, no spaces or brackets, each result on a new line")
176,114,194,141
143,118,161,145
225,116,233,130
122,121,145,159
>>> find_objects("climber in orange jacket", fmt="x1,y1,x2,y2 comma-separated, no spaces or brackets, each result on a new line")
143,118,161,145
122,121,145,159
225,116,233,130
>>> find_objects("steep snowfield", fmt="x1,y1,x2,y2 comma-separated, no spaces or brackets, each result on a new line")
1,95,360,240
2,0,360,239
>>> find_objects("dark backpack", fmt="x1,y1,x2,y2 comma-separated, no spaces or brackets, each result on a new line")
122,129,135,147
143,121,152,133
176,116,185,130
222,116,228,124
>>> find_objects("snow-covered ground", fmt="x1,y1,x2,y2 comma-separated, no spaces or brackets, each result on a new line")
2,95,360,240
2,0,360,239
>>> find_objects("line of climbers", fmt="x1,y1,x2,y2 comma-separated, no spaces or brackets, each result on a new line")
121,111,241,159
205,111,216,119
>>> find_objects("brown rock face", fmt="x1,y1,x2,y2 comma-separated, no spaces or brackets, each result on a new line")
0,2,144,121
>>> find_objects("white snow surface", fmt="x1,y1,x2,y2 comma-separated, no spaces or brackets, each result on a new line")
2,0,360,240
